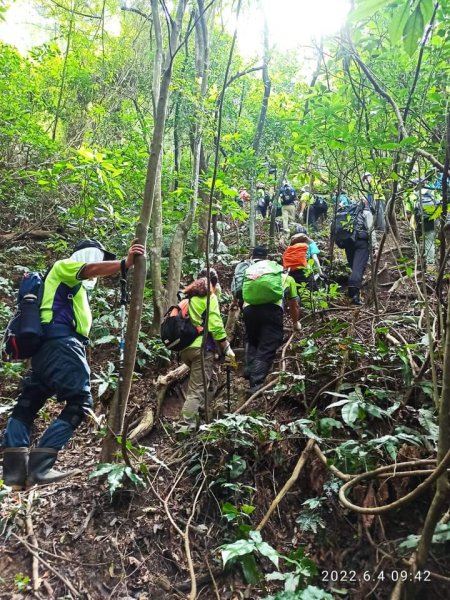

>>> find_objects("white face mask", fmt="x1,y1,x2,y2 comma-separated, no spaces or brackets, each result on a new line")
70,247,105,264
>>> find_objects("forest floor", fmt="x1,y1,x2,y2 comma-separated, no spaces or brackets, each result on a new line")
0,227,449,600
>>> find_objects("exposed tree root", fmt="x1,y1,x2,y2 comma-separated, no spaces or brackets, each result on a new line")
256,439,315,531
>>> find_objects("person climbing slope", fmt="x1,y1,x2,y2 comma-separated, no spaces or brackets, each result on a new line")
2,239,145,489
178,271,235,428
240,246,300,395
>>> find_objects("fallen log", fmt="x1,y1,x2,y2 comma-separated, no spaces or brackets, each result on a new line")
129,363,190,441
0,229,58,245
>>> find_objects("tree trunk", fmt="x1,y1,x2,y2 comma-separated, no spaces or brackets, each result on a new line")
249,13,271,248
101,0,187,462
165,0,210,308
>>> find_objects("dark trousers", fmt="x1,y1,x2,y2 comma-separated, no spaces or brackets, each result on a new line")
343,235,369,292
243,304,284,387
304,206,327,231
258,204,268,218
4,336,93,449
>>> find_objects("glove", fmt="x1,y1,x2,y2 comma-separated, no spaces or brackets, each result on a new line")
293,321,302,332
223,343,237,367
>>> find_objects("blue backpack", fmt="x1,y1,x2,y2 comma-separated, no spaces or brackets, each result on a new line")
3,272,46,360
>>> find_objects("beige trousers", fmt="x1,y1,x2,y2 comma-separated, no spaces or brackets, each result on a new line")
180,347,215,419
282,204,296,232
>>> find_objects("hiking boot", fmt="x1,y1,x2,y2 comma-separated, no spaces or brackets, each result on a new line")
351,294,363,306
27,448,80,486
2,447,28,490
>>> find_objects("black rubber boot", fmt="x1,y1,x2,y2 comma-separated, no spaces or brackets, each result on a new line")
2,447,29,490
351,291,363,305
27,448,80,486
348,287,362,305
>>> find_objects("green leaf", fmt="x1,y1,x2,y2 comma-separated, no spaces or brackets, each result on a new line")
399,534,420,549
106,464,127,495
124,466,145,488
255,540,280,568
299,586,334,600
89,463,115,479
341,401,360,426
431,523,450,544
389,3,411,45
420,0,434,24
403,6,425,56
94,334,116,346
221,539,255,567
349,0,391,22
227,454,247,479
240,553,262,584
98,381,109,398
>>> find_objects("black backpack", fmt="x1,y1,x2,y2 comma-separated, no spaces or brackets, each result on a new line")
280,186,296,205
314,195,328,213
331,203,366,249
160,299,204,352
3,272,46,360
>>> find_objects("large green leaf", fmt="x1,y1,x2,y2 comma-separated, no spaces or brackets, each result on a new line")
349,0,392,21
403,6,425,56
420,0,434,23
389,3,412,45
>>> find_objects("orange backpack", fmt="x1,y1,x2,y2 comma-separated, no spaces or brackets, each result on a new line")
282,243,309,270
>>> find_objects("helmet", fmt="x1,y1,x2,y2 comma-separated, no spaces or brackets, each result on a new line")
72,239,116,261
363,172,372,179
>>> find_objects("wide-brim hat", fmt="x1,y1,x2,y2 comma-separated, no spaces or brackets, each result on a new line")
73,239,116,261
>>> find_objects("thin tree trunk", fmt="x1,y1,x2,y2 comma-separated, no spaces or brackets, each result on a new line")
249,12,271,248
165,0,210,307
52,1,76,141
101,0,187,461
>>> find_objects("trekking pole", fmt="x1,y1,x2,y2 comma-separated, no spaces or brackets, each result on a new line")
226,365,232,413
118,259,129,393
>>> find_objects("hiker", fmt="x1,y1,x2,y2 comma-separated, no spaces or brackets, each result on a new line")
300,187,328,231
179,272,235,426
256,183,270,219
406,183,440,268
239,186,250,208
299,185,314,224
362,172,385,232
2,239,145,489
331,200,377,305
239,246,300,394
332,190,350,210
198,267,222,298
278,181,297,233
283,232,322,290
